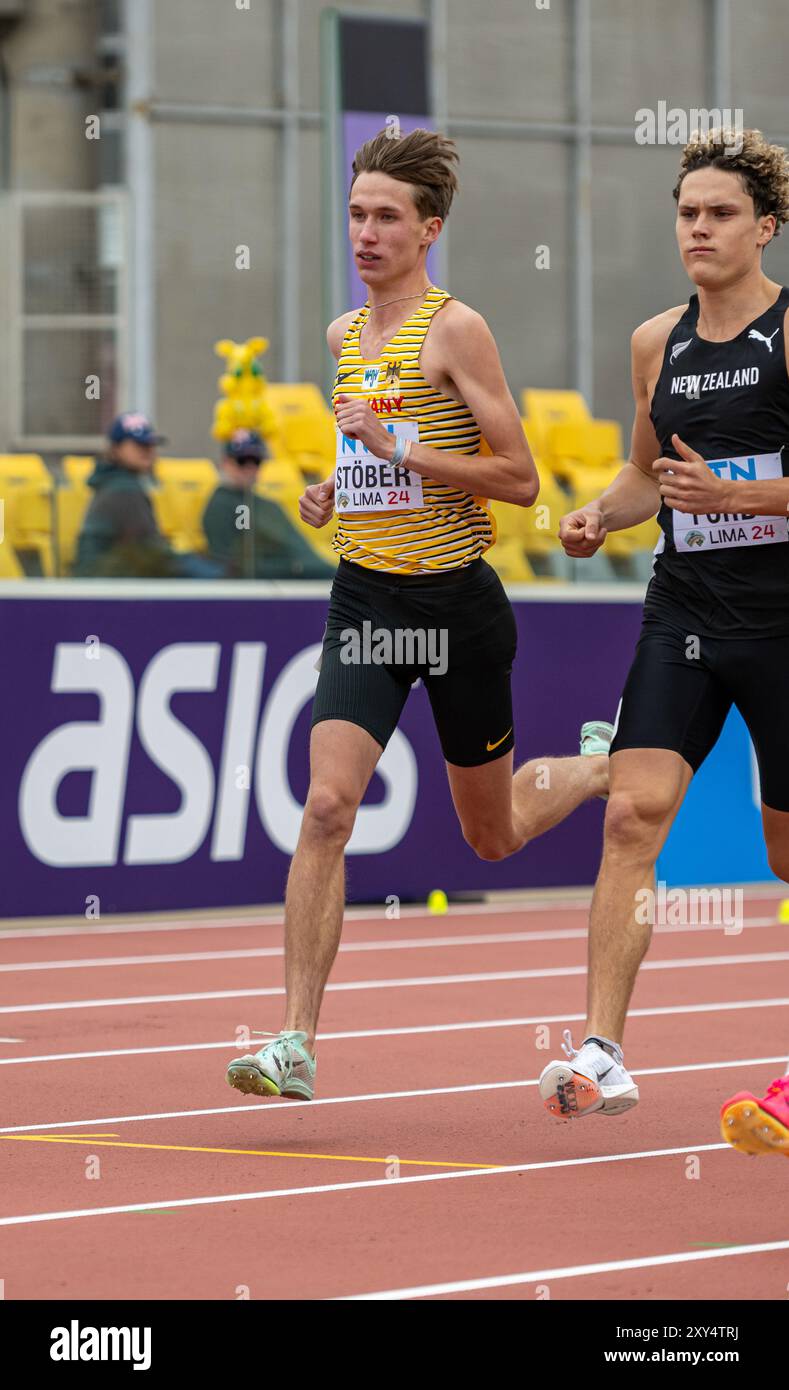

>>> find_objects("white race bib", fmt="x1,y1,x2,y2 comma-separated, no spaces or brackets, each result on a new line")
335,419,422,513
673,451,789,553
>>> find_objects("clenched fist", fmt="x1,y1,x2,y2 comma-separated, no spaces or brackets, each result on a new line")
653,434,727,514
299,476,335,529
559,502,608,557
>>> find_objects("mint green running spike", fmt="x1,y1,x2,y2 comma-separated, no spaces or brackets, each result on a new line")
579,720,614,801
579,720,615,756
226,1029,316,1101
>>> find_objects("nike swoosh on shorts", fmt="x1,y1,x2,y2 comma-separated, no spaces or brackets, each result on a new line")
486,728,512,752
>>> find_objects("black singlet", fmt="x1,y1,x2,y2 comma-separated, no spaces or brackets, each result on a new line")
646,285,789,637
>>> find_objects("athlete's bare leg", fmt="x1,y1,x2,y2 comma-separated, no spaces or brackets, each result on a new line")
447,750,608,861
282,720,381,1054
585,748,692,1043
762,804,789,884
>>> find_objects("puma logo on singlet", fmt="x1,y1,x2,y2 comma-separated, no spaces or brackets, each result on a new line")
748,327,780,352
670,339,693,365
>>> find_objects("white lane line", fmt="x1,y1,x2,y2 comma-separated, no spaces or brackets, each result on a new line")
1,917,782,974
1,994,788,1066
3,949,789,1015
0,1079,522,1132
0,933,577,973
1,1054,784,1133
337,1239,789,1301
0,1037,22,1043
0,896,780,942
0,1141,730,1229
0,900,595,942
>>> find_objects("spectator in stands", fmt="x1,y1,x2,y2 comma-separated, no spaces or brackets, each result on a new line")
74,413,219,578
203,429,335,579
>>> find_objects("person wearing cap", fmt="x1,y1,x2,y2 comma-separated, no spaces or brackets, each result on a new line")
73,413,180,578
202,429,335,579
74,413,222,578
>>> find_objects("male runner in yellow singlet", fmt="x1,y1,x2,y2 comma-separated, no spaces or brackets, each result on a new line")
541,129,789,1152
226,128,613,1101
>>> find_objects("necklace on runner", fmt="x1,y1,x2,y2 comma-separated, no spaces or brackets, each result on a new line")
367,286,432,311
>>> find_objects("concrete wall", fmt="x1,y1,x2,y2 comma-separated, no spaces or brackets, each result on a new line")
146,0,789,452
0,0,100,448
4,0,98,191
4,0,789,455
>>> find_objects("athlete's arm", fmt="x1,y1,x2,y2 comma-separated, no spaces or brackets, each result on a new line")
416,302,539,505
559,311,680,557
716,472,789,516
599,319,671,528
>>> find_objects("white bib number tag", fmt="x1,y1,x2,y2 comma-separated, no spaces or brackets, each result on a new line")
335,419,422,513
674,451,789,553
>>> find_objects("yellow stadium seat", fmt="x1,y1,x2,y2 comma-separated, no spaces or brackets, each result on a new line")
154,457,218,489
521,390,590,457
0,453,50,489
266,383,330,414
489,417,570,572
256,457,304,508
265,383,336,469
0,533,24,578
55,486,91,573
257,460,338,563
567,463,623,510
548,419,623,480
152,459,218,553
62,455,95,487
2,481,55,576
526,468,571,556
605,515,661,557
487,537,536,584
569,465,660,556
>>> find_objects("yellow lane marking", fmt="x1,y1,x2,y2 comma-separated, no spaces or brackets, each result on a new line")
1,1134,500,1170
12,1133,121,1139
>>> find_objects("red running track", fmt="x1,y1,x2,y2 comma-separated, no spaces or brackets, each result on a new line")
0,895,787,1301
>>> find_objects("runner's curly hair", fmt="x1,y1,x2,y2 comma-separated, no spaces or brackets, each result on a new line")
351,128,460,222
673,128,789,237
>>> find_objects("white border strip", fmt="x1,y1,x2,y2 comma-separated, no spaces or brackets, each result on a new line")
0,900,594,945
1,893,780,940
3,950,788,1015
0,579,647,602
337,1238,789,1301
0,1140,728,1229
1,1054,785,1131
1,1005,787,1068
0,918,781,974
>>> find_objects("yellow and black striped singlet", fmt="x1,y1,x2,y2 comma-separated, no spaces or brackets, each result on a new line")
331,286,495,574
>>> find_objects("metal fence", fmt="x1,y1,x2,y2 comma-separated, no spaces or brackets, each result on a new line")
8,190,129,453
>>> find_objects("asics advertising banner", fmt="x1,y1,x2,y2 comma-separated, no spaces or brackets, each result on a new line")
0,584,773,918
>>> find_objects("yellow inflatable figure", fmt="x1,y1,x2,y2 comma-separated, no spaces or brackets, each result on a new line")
212,337,278,443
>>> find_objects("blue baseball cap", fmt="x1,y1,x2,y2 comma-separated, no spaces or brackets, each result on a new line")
108,412,167,446
224,429,266,461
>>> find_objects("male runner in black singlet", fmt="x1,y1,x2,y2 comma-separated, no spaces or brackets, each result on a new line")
225,128,613,1103
540,129,789,1148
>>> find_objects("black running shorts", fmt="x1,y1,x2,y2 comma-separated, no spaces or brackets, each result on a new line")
610,615,789,812
311,557,517,767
